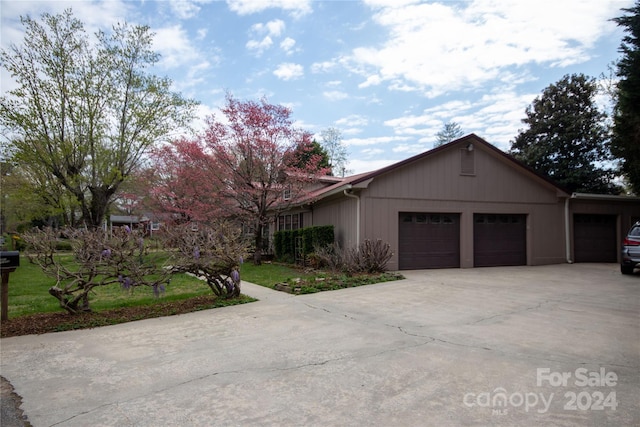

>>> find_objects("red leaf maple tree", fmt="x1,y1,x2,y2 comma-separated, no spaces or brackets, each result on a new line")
146,94,329,264
146,137,229,224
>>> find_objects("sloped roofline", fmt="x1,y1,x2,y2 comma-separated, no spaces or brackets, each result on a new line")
297,133,572,206
348,133,570,195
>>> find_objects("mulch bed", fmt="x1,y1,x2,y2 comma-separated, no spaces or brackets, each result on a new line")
1,295,252,338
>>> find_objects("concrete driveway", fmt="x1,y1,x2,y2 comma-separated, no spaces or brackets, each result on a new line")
1,264,638,426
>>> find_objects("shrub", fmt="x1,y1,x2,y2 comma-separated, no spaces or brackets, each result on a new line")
23,227,171,314
163,221,250,299
313,239,393,275
313,242,346,272
274,225,334,263
353,239,393,273
274,231,284,258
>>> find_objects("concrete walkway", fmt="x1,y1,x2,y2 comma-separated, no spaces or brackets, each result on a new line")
0,264,638,426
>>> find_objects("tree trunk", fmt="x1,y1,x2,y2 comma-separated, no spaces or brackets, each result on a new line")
253,224,263,265
87,185,117,229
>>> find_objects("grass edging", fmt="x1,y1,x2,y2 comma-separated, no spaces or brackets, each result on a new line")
1,294,256,337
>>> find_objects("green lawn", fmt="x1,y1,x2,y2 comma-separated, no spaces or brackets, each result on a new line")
239,261,314,288
3,255,401,321
3,256,311,319
5,257,219,318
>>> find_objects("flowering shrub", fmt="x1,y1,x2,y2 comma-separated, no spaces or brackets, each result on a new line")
23,227,171,314
163,221,250,299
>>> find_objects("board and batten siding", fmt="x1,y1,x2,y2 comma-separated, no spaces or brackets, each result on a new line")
311,196,359,249
359,141,567,270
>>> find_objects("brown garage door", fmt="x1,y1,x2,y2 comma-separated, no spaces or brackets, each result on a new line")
474,214,527,267
573,214,617,263
398,213,460,269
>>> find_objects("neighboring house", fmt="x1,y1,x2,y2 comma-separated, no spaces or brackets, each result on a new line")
273,134,640,270
109,213,164,236
109,215,140,232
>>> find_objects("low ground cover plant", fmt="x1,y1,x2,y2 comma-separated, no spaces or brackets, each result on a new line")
275,271,404,294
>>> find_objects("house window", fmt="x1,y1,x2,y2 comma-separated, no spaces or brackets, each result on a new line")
277,213,304,231
150,222,160,231
283,188,291,200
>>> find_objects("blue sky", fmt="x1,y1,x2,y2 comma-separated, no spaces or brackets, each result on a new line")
1,0,633,174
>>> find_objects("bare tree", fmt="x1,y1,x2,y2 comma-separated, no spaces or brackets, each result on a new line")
320,127,350,176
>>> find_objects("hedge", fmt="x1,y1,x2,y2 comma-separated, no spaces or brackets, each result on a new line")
274,225,334,262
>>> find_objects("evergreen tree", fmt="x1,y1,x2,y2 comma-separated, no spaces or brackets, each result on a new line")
612,1,640,194
290,139,331,172
510,74,618,194
435,121,464,147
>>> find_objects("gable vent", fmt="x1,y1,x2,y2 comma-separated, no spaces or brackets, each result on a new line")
460,147,475,175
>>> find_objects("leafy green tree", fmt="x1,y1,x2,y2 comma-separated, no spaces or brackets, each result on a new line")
0,160,74,232
289,139,331,171
435,121,464,147
612,1,640,194
0,10,197,228
510,74,618,194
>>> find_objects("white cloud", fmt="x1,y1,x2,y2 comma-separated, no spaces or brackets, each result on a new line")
153,25,208,69
347,158,396,175
227,0,312,18
260,19,286,37
358,74,382,89
361,148,385,156
384,114,441,131
280,37,296,54
323,91,349,101
392,143,430,154
348,0,625,97
273,63,304,80
169,1,205,19
336,114,369,128
246,36,273,54
196,28,209,40
311,60,338,73
381,90,538,152
0,0,132,40
247,19,285,55
344,136,411,146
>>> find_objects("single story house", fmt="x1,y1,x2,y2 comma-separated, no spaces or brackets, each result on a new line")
274,134,640,270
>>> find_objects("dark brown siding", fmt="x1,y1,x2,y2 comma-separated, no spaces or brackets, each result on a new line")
573,214,617,263
398,213,460,269
474,214,527,267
